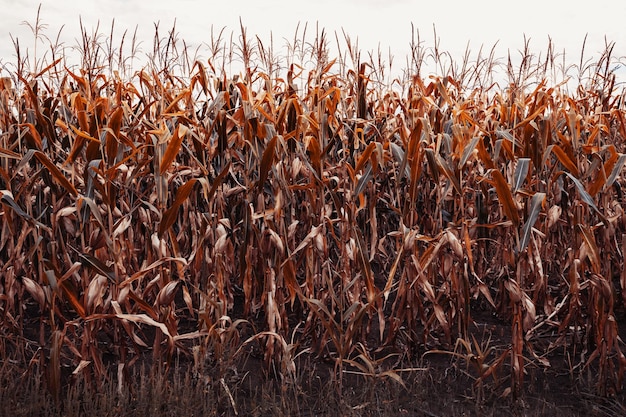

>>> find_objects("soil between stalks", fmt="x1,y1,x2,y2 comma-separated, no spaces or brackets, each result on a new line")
2,306,625,417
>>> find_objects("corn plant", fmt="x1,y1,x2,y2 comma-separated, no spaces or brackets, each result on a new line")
1,12,626,405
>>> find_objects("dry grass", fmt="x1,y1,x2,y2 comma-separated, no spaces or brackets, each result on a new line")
1,9,626,415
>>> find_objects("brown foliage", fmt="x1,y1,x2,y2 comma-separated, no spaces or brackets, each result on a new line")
1,19,626,402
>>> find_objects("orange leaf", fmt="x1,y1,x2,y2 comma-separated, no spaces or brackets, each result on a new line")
160,125,186,175
491,169,519,226
163,89,191,114
105,106,124,163
307,135,322,179
355,141,376,173
158,179,198,237
550,145,579,177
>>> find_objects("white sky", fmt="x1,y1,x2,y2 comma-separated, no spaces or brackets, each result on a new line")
0,0,625,82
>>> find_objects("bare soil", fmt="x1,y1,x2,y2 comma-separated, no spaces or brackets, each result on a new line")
2,298,626,417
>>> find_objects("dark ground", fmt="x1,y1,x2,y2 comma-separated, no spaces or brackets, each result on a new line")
2,302,626,417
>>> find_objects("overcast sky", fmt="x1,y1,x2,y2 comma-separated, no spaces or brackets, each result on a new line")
0,0,624,81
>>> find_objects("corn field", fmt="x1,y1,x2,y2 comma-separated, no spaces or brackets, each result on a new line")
1,18,626,406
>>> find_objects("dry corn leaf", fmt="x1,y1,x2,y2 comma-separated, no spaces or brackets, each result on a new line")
504,279,522,303
182,284,194,318
606,153,626,190
115,313,172,340
389,140,411,179
307,135,322,178
563,172,608,225
354,164,373,197
490,169,520,226
21,277,46,308
458,135,481,169
159,124,187,175
156,280,180,307
518,192,545,254
436,153,462,194
120,257,188,288
353,224,377,304
547,205,562,230
445,229,463,258
522,292,536,332
104,106,124,163
71,360,92,376
257,135,278,191
512,158,531,193
86,275,108,313
78,252,115,282
159,178,198,237
112,216,132,239
0,147,21,159
286,224,323,260
282,259,299,306
0,191,51,231
550,145,579,177
355,141,377,173
578,224,601,274
18,150,78,196
433,304,450,335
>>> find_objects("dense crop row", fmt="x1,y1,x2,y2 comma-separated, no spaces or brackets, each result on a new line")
1,17,626,402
